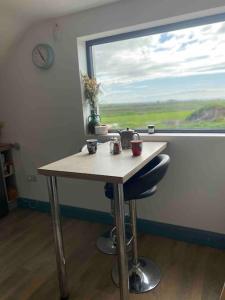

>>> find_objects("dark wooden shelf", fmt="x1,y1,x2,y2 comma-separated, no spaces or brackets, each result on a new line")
0,144,17,215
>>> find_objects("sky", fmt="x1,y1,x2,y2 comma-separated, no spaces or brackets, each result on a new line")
92,20,225,104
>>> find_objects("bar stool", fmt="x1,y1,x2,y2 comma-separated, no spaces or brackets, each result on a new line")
106,154,170,293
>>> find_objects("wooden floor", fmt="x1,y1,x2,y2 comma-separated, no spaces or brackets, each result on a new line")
0,209,224,300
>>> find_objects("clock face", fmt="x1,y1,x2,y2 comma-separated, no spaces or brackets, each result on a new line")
32,44,54,69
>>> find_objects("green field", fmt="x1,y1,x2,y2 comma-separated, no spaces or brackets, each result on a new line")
99,99,225,130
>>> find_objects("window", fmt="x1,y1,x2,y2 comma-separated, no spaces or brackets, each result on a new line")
86,14,225,131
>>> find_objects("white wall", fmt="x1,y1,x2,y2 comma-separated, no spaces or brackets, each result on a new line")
0,0,225,234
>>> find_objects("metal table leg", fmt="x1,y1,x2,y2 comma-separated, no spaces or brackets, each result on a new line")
47,176,69,300
113,183,129,300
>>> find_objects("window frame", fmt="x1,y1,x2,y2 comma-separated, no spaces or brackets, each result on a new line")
86,13,225,133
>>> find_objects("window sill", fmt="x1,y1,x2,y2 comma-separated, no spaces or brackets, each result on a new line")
86,132,225,142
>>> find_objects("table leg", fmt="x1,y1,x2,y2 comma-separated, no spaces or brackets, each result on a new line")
47,176,69,300
113,183,129,300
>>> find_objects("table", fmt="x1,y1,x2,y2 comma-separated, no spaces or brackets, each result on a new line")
38,141,167,300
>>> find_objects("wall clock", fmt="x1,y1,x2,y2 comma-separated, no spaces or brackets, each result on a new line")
32,44,54,69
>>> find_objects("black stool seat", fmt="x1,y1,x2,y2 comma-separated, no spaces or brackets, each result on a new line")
105,185,157,200
134,185,157,199
105,154,170,201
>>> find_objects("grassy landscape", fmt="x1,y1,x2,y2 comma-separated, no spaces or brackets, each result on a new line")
99,99,225,130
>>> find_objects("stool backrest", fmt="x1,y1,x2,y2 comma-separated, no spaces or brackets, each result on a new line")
125,154,170,200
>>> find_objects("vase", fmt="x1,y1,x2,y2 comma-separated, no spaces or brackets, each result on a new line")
88,110,101,134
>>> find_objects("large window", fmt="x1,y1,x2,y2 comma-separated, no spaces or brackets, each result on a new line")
86,14,225,131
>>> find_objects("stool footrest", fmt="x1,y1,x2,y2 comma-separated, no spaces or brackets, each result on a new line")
96,226,132,255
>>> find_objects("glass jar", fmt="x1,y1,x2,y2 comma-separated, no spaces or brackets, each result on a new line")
148,124,155,134
110,137,122,155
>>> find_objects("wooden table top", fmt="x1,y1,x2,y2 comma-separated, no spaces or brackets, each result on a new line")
38,142,167,183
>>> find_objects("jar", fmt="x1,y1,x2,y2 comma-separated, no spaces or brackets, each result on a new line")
148,124,155,134
110,138,122,155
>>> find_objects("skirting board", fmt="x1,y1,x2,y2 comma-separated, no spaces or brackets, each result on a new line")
18,197,225,250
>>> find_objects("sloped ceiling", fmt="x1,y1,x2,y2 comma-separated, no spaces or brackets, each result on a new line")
0,0,119,64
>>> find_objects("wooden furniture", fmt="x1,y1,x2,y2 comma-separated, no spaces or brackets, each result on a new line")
38,141,167,300
0,144,17,217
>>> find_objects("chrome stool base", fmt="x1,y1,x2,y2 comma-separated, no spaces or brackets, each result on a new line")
112,257,161,293
96,225,132,255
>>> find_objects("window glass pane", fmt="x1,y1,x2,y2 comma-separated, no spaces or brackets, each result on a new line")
92,20,225,130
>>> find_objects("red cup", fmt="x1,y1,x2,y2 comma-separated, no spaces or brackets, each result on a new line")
131,140,143,156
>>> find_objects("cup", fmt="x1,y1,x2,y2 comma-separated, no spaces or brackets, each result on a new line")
86,139,98,154
131,140,143,156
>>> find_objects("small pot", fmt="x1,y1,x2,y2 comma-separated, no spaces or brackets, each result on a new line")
95,125,108,135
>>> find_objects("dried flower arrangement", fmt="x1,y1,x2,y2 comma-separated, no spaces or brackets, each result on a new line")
82,74,101,110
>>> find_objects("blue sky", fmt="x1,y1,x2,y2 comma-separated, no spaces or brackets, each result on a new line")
93,20,225,104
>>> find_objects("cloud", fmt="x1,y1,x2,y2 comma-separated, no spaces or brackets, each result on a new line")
92,20,225,103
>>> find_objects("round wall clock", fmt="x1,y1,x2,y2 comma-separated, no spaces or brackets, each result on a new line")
32,44,54,69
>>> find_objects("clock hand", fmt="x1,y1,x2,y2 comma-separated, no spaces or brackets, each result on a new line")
37,48,46,63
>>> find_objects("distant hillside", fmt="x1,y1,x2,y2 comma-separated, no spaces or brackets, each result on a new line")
186,105,225,122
